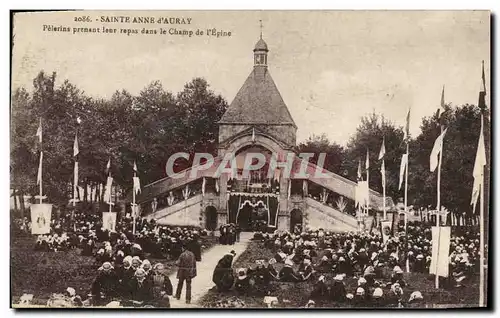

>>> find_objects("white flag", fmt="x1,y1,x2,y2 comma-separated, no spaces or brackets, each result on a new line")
215,179,220,193
102,212,117,232
133,176,141,195
30,204,52,235
471,120,486,212
399,154,408,190
430,128,448,172
73,161,79,190
365,148,370,169
78,186,84,201
430,226,451,277
381,220,392,243
35,118,42,143
106,158,111,174
73,134,79,157
37,152,43,185
378,138,386,160
133,161,138,173
103,176,113,203
381,160,386,190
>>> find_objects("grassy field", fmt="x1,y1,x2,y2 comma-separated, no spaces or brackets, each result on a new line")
10,234,218,306
199,240,484,308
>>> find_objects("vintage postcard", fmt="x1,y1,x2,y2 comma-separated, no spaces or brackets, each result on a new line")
10,10,490,309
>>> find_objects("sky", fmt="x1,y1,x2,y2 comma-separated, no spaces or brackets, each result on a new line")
11,10,490,145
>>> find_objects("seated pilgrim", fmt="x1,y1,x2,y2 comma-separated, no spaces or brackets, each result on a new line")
278,259,301,282
234,268,251,294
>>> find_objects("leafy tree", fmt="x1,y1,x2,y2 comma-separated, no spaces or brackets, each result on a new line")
410,104,490,219
344,112,406,200
295,134,345,174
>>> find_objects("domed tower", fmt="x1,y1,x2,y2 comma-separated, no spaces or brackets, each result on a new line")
218,36,297,152
253,37,268,66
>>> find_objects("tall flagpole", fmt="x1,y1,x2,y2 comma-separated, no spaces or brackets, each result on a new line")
404,141,409,272
73,132,78,209
479,113,485,307
366,149,370,217
382,158,386,220
434,124,444,289
133,165,137,235
39,152,43,204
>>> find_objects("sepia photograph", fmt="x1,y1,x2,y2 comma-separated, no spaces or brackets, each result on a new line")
9,10,491,309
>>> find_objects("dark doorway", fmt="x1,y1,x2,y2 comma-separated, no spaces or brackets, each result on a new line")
237,204,252,231
205,206,217,231
290,209,303,233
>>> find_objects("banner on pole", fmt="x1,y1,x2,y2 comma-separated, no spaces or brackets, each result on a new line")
31,204,52,235
430,226,451,277
103,176,113,203
102,212,117,232
381,220,392,243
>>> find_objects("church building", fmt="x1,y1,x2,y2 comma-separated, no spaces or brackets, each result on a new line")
133,36,393,233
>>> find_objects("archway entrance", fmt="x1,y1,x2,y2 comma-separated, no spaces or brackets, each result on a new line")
205,206,217,231
290,209,303,233
236,200,269,232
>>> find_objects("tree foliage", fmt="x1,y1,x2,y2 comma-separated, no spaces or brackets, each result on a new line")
10,72,228,211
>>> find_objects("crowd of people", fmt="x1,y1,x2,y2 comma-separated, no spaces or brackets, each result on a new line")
218,224,241,245
209,221,483,308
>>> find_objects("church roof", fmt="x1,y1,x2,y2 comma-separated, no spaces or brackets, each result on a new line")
219,66,296,127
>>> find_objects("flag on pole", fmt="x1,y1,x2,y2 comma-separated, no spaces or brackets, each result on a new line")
104,176,113,203
403,108,411,141
36,118,42,143
74,162,79,190
133,161,138,173
378,139,386,160
365,148,370,169
215,179,220,193
73,134,79,157
399,154,408,190
471,120,486,212
37,152,43,185
478,61,487,111
133,177,141,195
430,226,451,277
30,204,52,235
106,158,111,174
357,160,362,181
379,138,386,189
430,128,448,172
437,85,447,120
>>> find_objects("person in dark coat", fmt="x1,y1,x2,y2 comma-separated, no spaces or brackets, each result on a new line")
129,268,154,306
82,238,94,256
91,262,119,305
190,237,202,262
212,251,235,291
174,245,197,304
118,256,135,298
151,263,173,308
329,274,347,303
248,259,275,295
310,275,329,302
278,259,301,282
